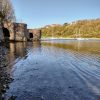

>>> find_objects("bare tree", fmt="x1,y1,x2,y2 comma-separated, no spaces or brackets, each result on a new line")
0,0,15,25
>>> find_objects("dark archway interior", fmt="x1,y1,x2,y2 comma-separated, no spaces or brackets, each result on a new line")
2,27,10,37
29,33,33,38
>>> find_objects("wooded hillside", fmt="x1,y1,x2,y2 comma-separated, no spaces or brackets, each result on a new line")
41,19,100,38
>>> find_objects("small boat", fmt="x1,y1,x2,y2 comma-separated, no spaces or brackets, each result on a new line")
77,38,85,40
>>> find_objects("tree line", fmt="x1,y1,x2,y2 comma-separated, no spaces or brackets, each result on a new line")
41,19,100,38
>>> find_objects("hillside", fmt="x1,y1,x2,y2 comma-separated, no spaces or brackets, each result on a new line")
41,19,100,38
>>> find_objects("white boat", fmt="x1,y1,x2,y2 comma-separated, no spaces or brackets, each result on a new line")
77,38,85,40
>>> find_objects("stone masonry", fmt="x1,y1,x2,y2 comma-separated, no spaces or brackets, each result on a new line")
27,29,41,41
4,22,27,41
0,22,41,42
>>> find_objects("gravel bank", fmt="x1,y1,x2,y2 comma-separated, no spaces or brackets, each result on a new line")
0,45,13,100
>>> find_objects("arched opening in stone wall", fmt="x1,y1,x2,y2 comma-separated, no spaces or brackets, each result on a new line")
39,30,41,39
29,33,33,38
2,27,10,42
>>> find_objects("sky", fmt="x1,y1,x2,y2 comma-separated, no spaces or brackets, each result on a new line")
12,0,100,28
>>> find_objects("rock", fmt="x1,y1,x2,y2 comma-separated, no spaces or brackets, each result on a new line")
68,86,73,88
1,94,5,100
41,95,45,100
3,65,6,67
3,85,6,88
8,95,17,100
6,85,9,89
1,89,6,93
0,46,11,99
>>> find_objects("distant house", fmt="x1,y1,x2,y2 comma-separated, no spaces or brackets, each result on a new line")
44,24,62,28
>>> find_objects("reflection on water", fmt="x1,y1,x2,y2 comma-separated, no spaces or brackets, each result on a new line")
42,40,100,53
5,40,100,100
7,42,41,62
7,40,100,63
6,42,41,74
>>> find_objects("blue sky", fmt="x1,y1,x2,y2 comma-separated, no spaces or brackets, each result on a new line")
12,0,100,28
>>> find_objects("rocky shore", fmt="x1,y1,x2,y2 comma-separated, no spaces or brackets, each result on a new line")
0,44,14,100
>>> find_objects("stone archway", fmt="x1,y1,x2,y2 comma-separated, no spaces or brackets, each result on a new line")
2,27,10,42
29,33,33,38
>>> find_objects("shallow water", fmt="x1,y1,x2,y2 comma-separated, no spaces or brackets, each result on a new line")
5,40,100,100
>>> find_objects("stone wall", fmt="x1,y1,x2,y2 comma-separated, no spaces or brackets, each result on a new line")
14,23,27,41
4,22,28,41
27,29,41,41
0,22,41,42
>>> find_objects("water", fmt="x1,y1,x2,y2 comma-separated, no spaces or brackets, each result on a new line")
5,40,100,100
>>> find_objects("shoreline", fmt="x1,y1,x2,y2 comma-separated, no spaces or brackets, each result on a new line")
0,46,13,99
41,38,100,41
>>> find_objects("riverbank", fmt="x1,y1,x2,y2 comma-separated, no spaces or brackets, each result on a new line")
0,45,14,100
41,37,100,41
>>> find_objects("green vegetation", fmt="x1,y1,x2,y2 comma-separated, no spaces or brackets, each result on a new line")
41,19,100,38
